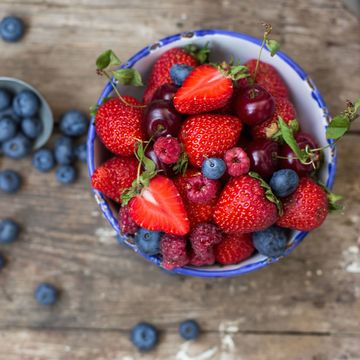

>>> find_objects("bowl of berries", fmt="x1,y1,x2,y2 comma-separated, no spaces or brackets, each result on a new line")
88,27,358,277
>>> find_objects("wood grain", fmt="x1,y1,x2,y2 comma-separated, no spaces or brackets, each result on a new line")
0,0,360,358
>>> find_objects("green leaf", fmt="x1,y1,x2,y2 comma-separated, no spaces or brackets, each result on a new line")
142,156,156,173
278,117,307,162
229,65,250,80
248,172,283,215
96,49,121,70
173,149,189,175
89,104,98,117
326,115,350,140
327,192,344,212
353,98,360,113
266,39,280,56
112,69,143,87
184,42,210,64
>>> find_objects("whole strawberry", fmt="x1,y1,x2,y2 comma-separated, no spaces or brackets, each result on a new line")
91,156,138,203
251,97,297,140
214,233,254,265
179,114,242,167
143,47,199,104
213,174,280,233
238,59,289,98
95,97,144,156
276,177,329,231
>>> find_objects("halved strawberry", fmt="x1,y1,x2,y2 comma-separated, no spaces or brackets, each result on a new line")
173,64,233,114
128,175,190,235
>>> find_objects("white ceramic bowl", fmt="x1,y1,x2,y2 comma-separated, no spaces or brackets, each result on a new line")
87,29,336,278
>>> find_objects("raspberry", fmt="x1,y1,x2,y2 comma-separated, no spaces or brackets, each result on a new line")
186,175,220,204
189,223,223,256
160,234,189,270
118,205,138,235
189,249,215,266
153,136,181,165
224,147,250,177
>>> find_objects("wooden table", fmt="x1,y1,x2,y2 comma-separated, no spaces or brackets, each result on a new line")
1,0,360,359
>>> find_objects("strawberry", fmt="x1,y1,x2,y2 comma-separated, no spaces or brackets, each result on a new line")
128,175,190,235
173,64,233,114
213,174,280,233
91,156,138,203
238,59,289,98
143,48,198,104
95,96,144,156
179,114,243,168
173,169,216,228
251,97,297,140
276,177,329,231
214,233,254,265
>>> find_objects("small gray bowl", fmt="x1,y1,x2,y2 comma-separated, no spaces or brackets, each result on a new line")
0,76,53,149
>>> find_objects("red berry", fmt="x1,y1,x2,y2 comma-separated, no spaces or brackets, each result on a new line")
214,233,254,265
224,147,250,177
118,205,138,235
154,136,181,165
186,175,220,204
151,83,179,102
189,248,215,266
91,156,138,204
160,234,189,270
189,223,223,256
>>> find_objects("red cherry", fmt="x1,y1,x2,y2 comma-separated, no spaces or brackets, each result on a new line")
246,139,279,179
151,83,179,102
279,132,319,176
233,84,275,126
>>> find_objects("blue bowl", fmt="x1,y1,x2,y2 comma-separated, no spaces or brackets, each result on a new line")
87,29,336,278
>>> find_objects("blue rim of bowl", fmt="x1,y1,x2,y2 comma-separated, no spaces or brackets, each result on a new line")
87,29,337,278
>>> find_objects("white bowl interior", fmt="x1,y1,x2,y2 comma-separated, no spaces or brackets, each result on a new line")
93,32,333,273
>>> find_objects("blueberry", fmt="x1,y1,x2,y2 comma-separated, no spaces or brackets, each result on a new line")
74,143,87,163
59,110,88,137
34,283,59,305
269,169,299,197
21,117,43,139
0,219,20,244
135,228,161,255
0,16,25,42
2,134,31,159
0,169,21,193
13,90,39,118
0,114,18,142
179,319,200,340
130,322,158,352
170,64,193,86
202,158,226,180
55,165,76,185
32,149,55,172
0,253,6,270
0,89,12,110
252,226,288,258
0,107,21,125
54,136,74,165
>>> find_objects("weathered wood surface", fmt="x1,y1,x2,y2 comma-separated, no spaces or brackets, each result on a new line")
0,0,360,359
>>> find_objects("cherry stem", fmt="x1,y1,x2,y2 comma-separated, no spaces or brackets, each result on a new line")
253,23,272,83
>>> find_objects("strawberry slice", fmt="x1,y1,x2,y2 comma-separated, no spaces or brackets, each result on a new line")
128,176,190,236
173,64,233,114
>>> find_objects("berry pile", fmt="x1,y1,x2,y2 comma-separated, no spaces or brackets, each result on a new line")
92,26,358,270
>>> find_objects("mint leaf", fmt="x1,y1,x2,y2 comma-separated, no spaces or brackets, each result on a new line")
96,49,121,70
326,115,350,140
266,39,280,56
112,69,143,87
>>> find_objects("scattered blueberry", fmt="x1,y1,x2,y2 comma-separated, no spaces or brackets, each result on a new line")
0,169,21,193
170,64,193,86
0,219,20,244
0,16,25,42
54,136,74,165
0,89,12,110
32,148,55,172
59,110,88,137
130,322,158,352
202,158,226,180
252,226,288,258
13,90,39,118
21,117,43,139
0,114,18,142
55,165,76,185
179,319,200,340
269,169,299,197
2,133,31,159
34,283,59,305
74,143,87,163
135,228,161,255
0,253,6,270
